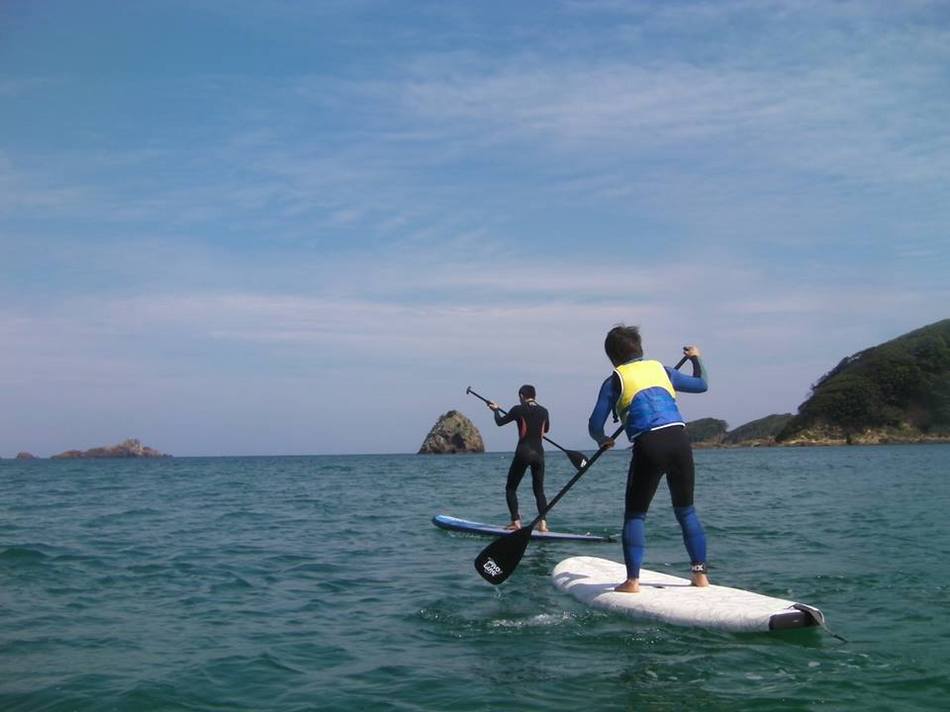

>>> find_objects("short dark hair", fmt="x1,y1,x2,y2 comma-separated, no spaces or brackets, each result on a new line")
518,384,536,399
604,325,642,366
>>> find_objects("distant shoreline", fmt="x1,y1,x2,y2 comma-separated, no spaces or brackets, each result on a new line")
693,435,950,449
4,440,949,460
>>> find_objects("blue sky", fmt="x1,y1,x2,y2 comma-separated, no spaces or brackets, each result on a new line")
2,0,948,456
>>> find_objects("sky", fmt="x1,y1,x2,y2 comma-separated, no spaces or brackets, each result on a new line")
1,0,948,457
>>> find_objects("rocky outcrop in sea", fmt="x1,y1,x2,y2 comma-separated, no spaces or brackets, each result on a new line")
51,438,170,459
418,411,484,454
15,452,37,460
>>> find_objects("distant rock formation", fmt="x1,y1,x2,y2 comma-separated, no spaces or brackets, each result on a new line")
685,418,729,445
51,438,170,459
419,411,485,454
15,452,37,460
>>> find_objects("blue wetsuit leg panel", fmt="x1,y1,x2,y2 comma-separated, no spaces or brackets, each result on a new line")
622,513,647,580
674,505,707,565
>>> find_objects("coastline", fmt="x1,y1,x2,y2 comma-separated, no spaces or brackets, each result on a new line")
693,433,950,449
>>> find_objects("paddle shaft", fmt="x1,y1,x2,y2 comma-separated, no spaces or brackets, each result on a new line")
525,422,624,528
474,426,622,584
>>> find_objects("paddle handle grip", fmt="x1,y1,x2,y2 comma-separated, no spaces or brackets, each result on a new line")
466,386,508,416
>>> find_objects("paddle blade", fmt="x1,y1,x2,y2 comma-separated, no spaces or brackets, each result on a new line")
565,450,589,470
474,527,532,585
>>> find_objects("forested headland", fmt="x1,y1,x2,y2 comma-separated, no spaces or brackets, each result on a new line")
687,319,950,447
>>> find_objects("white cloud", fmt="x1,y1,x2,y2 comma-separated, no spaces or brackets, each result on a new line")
3,244,947,454
397,56,950,189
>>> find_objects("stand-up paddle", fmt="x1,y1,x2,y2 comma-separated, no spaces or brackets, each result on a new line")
474,422,624,584
473,354,692,585
466,386,589,470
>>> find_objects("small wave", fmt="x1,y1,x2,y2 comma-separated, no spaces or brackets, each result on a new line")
100,507,164,519
0,546,49,562
214,510,272,522
82,508,165,528
488,611,576,629
209,574,255,593
257,650,306,675
125,563,167,575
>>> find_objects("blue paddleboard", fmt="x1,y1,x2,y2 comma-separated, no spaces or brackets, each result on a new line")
432,514,613,542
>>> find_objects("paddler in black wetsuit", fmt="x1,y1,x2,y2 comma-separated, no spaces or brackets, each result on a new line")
487,385,550,532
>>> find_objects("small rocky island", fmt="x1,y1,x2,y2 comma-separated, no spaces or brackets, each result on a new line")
51,438,170,459
418,411,485,454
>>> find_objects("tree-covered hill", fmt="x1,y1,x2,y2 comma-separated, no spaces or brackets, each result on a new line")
685,413,793,447
778,319,950,442
685,418,728,444
722,413,793,445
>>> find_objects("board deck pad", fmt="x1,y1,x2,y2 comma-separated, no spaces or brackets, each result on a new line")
432,514,613,542
552,556,824,632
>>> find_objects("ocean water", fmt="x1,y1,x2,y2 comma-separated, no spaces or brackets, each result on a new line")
1,445,949,711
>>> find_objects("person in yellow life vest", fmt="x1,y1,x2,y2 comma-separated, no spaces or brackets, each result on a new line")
588,325,709,593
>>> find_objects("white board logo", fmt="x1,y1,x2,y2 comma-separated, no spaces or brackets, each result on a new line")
482,558,503,578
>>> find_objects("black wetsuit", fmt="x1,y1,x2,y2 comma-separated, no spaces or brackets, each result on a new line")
494,402,549,521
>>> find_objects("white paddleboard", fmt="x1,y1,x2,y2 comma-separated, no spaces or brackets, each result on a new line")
552,556,824,633
432,514,612,542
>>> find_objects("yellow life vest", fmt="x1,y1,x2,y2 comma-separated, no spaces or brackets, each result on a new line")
613,360,676,423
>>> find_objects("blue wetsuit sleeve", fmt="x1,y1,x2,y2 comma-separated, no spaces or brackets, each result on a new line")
667,356,708,393
588,376,618,444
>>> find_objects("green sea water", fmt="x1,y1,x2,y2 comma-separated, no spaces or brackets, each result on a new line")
1,445,949,711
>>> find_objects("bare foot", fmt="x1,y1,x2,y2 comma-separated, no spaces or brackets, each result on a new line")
537,520,549,533
691,572,710,587
613,578,640,593
504,520,522,531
